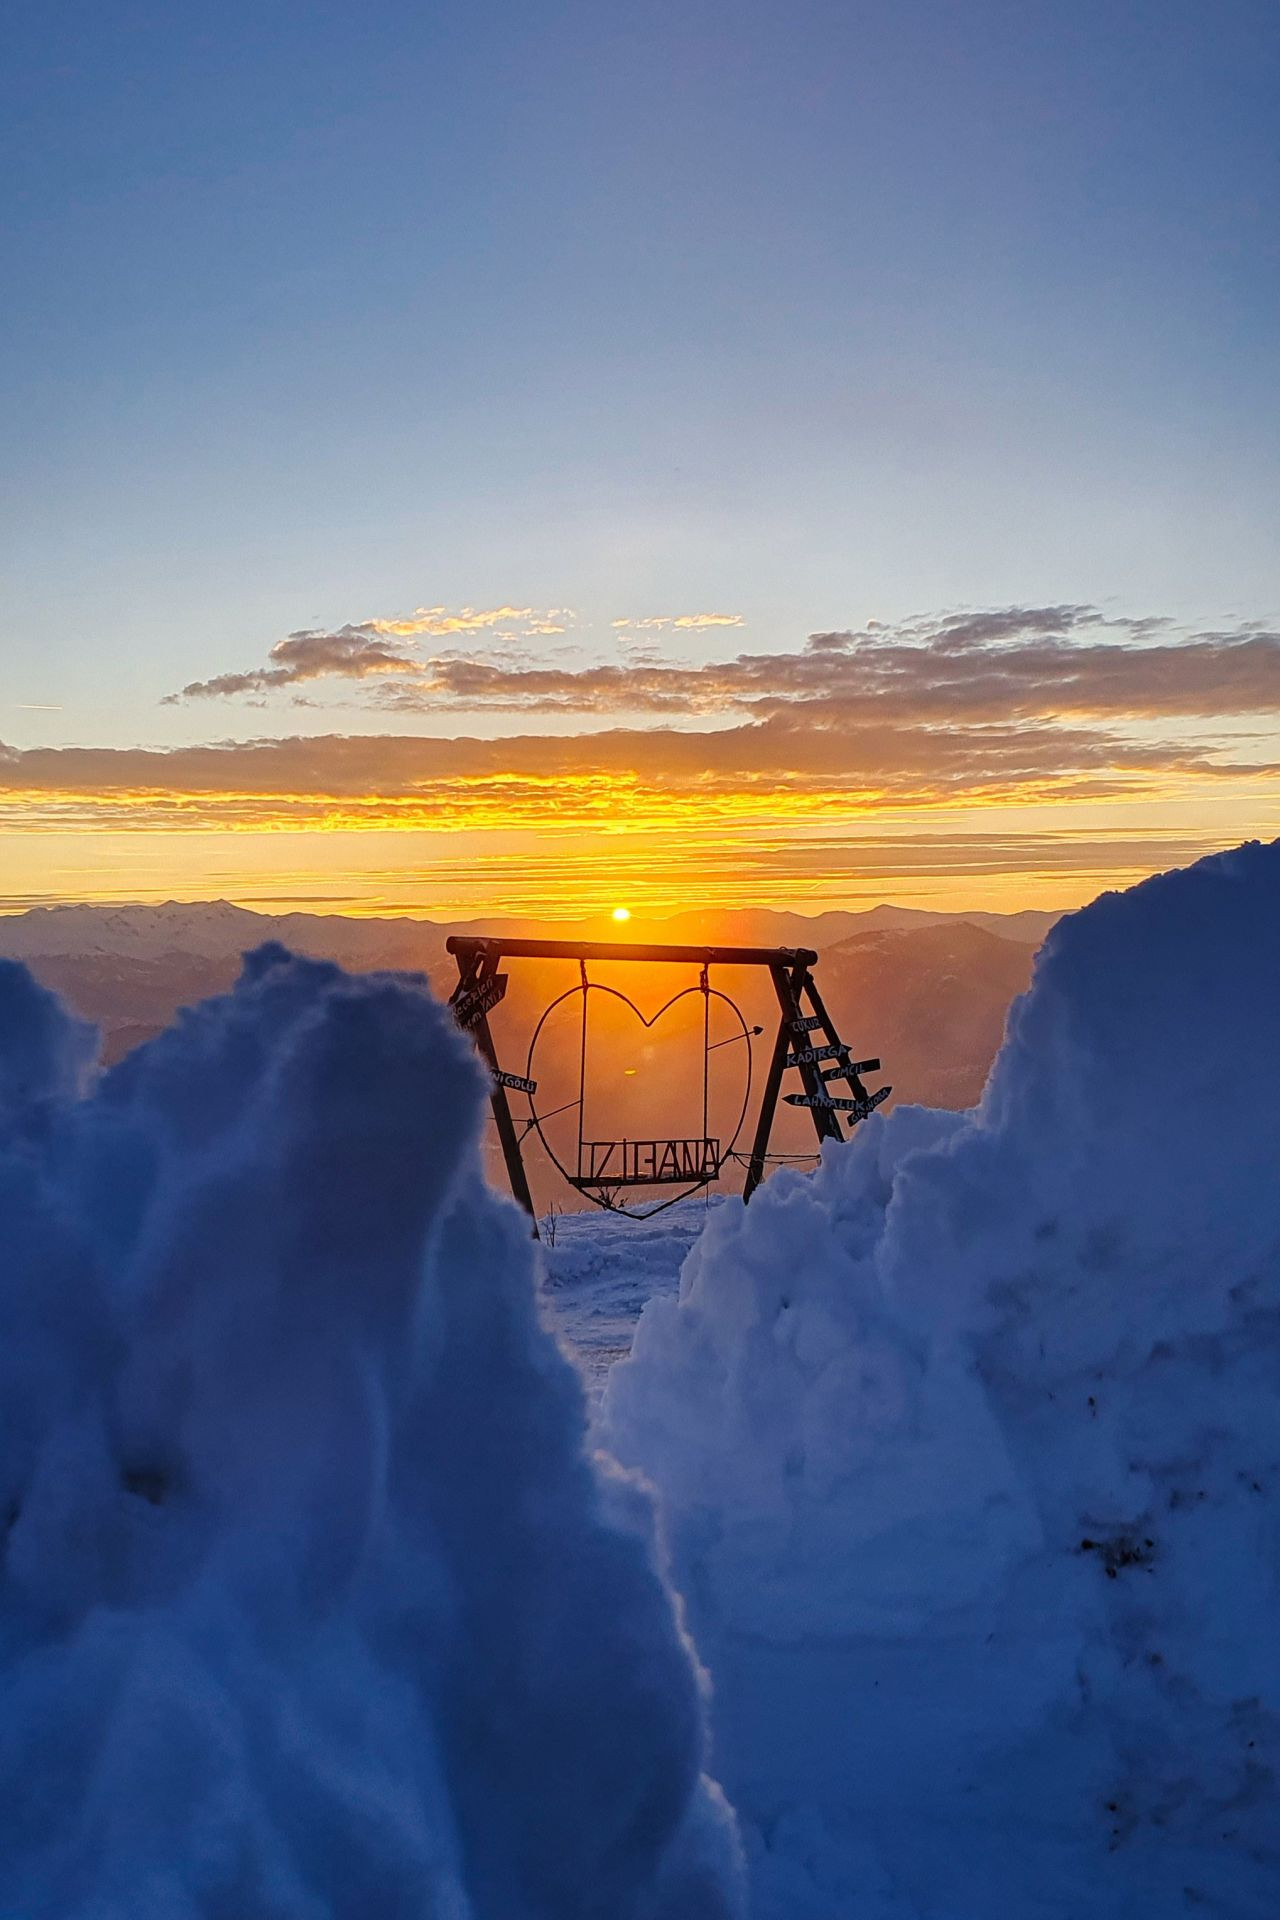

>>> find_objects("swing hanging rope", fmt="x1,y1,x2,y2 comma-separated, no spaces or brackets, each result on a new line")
526,959,754,1220
576,957,589,1182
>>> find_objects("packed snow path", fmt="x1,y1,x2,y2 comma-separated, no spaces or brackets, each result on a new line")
540,1199,715,1401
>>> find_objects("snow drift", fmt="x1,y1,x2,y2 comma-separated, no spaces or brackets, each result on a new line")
5,840,1277,1919
604,840,1280,1916
0,945,743,1919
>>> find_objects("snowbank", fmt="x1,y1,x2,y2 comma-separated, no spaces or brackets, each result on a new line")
604,841,1280,1916
0,946,743,1919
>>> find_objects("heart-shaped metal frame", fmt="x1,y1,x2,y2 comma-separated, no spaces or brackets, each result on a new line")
523,981,754,1219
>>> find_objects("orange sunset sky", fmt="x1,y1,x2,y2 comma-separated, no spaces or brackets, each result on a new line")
3,605,1278,919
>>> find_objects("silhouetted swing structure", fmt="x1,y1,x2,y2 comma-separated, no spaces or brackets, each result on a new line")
448,935,889,1231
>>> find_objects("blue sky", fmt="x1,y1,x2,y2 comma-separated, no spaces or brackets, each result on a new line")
3,0,1277,738
0,2,1277,915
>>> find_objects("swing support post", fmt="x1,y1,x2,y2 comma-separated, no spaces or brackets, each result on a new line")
446,935,888,1221
450,946,538,1231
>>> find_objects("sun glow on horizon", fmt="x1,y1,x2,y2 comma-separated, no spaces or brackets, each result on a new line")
611,905,631,922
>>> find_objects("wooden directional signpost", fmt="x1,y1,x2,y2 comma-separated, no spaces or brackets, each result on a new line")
786,1087,891,1118
451,974,508,1030
494,1069,537,1096
446,933,889,1229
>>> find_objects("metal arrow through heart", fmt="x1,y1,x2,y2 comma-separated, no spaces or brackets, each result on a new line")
522,977,754,1219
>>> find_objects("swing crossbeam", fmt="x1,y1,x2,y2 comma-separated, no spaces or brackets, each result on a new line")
444,935,887,1231
447,936,818,968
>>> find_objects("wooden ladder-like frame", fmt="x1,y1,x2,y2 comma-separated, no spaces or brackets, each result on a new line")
446,935,889,1228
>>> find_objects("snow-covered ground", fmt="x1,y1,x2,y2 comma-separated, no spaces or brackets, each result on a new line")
547,1156,1280,1918
540,1198,716,1402
1,842,1278,1919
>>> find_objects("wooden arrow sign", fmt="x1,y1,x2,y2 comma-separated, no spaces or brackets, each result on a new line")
494,1069,537,1095
820,1056,880,1080
785,1086,891,1117
451,973,508,1029
786,1040,849,1068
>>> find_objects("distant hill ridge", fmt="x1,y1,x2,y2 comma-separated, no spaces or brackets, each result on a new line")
0,897,1061,962
0,898,1059,1112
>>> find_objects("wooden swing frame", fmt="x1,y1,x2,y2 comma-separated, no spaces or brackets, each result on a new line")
446,935,888,1231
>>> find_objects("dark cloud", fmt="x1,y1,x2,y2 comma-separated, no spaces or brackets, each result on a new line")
369,618,1280,725
172,606,1280,732
167,627,422,701
167,608,574,701
0,704,1273,836
6,603,1275,844
811,605,1106,652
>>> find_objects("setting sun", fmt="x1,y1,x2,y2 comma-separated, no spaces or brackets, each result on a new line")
611,905,631,922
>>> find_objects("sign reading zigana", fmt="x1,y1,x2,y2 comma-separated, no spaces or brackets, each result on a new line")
577,1137,721,1188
